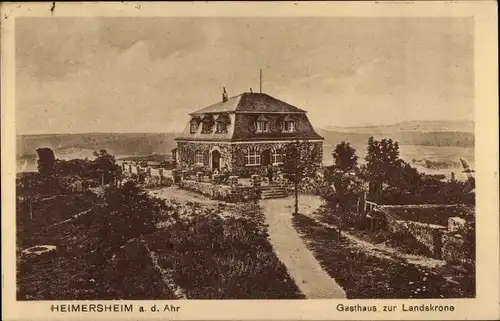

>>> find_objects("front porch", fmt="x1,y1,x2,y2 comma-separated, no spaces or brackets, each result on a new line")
174,169,293,201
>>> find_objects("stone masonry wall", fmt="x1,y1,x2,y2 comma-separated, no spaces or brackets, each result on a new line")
177,140,323,173
441,233,467,264
387,215,446,257
177,142,232,170
178,179,260,203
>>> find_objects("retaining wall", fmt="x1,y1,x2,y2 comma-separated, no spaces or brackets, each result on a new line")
178,179,260,202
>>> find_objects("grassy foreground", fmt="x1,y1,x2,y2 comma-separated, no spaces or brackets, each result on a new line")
147,201,304,299
292,213,474,299
17,185,303,300
17,198,175,300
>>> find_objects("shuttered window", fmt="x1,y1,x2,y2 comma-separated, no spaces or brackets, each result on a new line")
236,150,245,166
203,150,210,166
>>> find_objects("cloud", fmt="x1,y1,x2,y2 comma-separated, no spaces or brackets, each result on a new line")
16,17,474,134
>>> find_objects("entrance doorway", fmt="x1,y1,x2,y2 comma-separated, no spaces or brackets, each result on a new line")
211,150,221,171
261,149,271,166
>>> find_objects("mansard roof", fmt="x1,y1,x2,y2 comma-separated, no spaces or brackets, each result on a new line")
176,92,323,142
190,92,307,115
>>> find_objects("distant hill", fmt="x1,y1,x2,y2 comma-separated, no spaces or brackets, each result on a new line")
317,120,474,149
17,133,180,159
17,120,474,162
323,120,474,134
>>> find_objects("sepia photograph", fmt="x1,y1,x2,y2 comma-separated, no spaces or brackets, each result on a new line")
2,2,498,320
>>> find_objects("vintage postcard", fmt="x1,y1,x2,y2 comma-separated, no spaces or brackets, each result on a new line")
1,1,498,320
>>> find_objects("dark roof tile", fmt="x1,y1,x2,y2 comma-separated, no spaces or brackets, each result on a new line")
190,92,306,115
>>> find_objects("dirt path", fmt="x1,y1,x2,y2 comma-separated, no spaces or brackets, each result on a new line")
260,196,346,299
305,208,447,269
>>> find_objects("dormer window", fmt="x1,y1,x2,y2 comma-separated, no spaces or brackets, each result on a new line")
202,122,212,133
255,114,270,133
189,117,200,134
281,115,296,133
215,114,229,134
216,122,227,133
283,121,295,132
201,115,214,133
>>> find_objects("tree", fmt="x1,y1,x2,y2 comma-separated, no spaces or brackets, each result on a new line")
332,141,358,171
282,140,322,214
36,148,56,176
364,137,422,196
89,181,161,294
92,150,120,186
322,167,365,238
91,181,159,261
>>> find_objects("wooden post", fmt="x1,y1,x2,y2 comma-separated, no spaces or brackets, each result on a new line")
29,199,33,221
294,183,299,214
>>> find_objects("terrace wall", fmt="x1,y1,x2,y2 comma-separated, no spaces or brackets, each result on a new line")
378,204,474,262
441,233,467,264
178,179,260,203
121,163,173,188
387,217,446,257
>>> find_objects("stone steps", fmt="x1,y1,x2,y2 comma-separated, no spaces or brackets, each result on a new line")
260,186,288,199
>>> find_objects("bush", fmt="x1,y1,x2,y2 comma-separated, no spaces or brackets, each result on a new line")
149,202,303,299
161,176,174,187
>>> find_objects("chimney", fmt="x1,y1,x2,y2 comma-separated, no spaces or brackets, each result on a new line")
222,87,228,102
250,88,253,93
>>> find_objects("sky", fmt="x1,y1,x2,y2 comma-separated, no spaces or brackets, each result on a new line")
16,17,474,134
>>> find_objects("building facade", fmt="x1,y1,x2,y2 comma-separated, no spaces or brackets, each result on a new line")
174,89,324,174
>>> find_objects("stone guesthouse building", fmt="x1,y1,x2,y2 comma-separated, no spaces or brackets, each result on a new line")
173,89,324,175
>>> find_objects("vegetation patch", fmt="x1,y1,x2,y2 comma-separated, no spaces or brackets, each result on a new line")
315,204,433,257
292,213,474,299
17,213,175,300
148,201,304,299
17,150,302,300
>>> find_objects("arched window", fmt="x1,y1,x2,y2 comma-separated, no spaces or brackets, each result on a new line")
195,150,204,165
245,148,261,166
272,148,283,165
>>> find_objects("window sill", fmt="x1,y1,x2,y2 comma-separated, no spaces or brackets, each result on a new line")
245,164,261,167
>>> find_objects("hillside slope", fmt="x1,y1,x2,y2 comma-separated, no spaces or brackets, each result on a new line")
323,120,474,134
17,122,474,162
17,133,180,159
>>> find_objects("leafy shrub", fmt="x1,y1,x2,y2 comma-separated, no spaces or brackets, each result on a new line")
149,202,303,299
